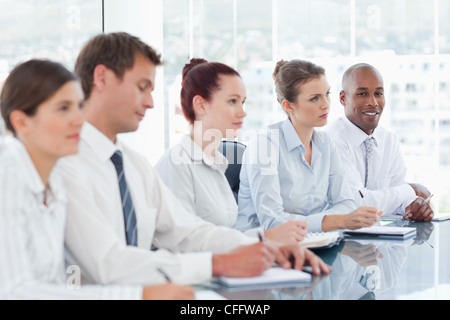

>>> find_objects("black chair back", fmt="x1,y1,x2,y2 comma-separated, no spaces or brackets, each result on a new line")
218,140,246,203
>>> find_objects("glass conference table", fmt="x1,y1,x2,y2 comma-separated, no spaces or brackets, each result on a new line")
201,218,450,300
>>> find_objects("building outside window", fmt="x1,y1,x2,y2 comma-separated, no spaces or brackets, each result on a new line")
0,0,448,213
162,0,450,213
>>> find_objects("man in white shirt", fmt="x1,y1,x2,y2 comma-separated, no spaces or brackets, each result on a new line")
326,63,433,222
57,32,330,286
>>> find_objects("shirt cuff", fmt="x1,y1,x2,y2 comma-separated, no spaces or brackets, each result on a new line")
395,184,417,210
243,226,265,239
304,213,326,232
93,285,143,300
171,252,214,285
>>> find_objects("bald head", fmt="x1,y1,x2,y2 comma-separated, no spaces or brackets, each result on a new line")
340,63,385,135
342,63,383,92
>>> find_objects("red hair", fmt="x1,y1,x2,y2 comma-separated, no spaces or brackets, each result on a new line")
181,58,241,124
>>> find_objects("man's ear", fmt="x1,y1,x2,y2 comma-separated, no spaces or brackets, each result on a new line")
339,90,346,106
93,64,108,91
9,110,29,136
192,95,207,117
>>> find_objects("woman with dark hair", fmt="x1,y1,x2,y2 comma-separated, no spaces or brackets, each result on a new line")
236,59,383,234
156,59,329,251
0,59,194,300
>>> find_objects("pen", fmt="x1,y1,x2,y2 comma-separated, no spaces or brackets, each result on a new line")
359,190,368,206
157,267,172,283
257,230,264,242
404,194,434,220
360,190,381,224
420,194,434,208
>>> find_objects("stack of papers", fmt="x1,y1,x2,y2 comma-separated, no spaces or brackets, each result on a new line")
217,267,311,288
343,226,417,240
299,231,340,249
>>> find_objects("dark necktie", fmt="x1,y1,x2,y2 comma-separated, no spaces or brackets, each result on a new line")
111,150,138,246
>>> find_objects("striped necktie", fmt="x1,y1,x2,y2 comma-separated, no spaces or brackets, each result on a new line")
111,150,138,246
364,136,375,190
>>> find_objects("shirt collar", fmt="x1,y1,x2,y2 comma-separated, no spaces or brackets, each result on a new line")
282,119,303,152
179,134,229,172
8,139,63,201
341,116,379,147
281,118,326,152
81,122,121,163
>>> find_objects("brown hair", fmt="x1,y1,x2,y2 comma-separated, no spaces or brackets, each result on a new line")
74,32,162,99
1,59,77,135
181,58,241,124
273,59,325,104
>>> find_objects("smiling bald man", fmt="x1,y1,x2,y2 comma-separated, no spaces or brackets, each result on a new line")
326,63,434,222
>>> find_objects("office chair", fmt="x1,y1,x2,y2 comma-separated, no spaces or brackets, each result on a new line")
218,140,246,203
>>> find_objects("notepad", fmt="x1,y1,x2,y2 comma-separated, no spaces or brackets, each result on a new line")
343,226,417,240
432,213,450,222
299,231,341,249
195,290,227,300
217,267,311,288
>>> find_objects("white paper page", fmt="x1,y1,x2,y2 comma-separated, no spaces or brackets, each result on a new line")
218,267,311,287
195,290,227,300
344,226,416,236
432,213,450,221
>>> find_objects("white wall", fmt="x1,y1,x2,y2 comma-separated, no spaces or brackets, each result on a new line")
104,0,165,165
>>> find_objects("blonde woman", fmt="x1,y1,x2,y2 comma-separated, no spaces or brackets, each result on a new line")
236,59,382,234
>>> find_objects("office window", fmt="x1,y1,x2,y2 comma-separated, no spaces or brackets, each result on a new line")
440,0,450,54
162,0,449,213
0,0,103,82
3,1,446,213
0,0,102,152
277,0,351,59
354,0,434,55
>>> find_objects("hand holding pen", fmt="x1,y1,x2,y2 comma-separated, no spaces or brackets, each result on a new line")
403,194,434,222
358,190,383,225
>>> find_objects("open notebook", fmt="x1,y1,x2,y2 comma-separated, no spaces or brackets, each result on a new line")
299,231,341,249
217,267,311,288
343,226,416,240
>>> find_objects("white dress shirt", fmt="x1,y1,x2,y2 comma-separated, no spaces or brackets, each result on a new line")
0,125,13,155
155,135,264,238
236,119,356,233
326,117,417,215
0,139,141,300
155,135,238,227
57,123,256,286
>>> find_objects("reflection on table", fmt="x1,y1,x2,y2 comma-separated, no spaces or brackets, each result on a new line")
206,219,449,300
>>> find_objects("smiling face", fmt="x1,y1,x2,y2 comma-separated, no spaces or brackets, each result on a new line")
340,66,385,135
